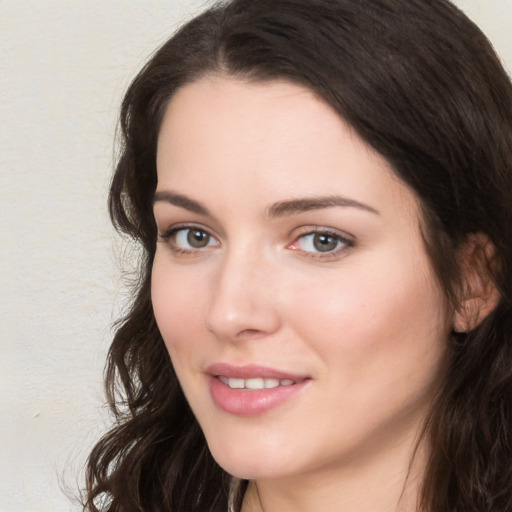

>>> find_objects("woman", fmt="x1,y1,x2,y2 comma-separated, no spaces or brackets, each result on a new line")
84,0,512,510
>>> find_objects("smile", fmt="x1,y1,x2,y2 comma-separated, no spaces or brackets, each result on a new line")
217,376,297,390
207,364,310,416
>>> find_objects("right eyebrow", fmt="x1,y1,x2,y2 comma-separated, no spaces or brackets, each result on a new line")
153,190,211,217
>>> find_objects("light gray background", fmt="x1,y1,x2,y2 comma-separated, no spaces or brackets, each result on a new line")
1,1,510,511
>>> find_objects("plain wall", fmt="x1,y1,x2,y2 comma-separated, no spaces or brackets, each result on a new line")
0,1,510,511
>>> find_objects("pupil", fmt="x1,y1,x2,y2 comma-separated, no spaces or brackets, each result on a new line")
187,229,209,248
313,233,337,252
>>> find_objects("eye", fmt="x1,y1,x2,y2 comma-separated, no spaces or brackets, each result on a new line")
300,232,341,252
158,225,219,253
289,229,353,257
176,228,214,249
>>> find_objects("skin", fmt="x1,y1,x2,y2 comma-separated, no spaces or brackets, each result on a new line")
151,76,453,512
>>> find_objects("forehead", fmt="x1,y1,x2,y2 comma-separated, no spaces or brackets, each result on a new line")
156,75,420,221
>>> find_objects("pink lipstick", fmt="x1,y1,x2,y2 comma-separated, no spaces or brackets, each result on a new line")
206,363,310,416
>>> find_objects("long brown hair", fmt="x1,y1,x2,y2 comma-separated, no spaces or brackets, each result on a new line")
84,1,512,510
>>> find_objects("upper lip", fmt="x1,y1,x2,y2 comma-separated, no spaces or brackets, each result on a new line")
206,363,308,381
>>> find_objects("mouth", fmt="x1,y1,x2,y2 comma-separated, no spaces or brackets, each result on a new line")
206,363,310,416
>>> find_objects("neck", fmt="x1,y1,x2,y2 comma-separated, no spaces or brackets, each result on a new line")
240,431,428,512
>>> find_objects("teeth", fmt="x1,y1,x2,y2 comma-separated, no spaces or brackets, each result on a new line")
264,378,280,389
219,376,296,390
245,378,265,390
229,378,245,389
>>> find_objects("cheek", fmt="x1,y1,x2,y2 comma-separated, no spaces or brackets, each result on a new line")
151,257,208,362
283,257,449,383
284,266,450,454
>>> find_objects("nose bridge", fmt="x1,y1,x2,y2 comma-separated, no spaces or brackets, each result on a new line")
206,243,280,340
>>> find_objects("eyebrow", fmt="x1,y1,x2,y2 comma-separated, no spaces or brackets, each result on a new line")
153,190,379,218
153,190,211,216
267,196,380,218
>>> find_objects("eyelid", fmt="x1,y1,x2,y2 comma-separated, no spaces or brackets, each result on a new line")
158,221,215,238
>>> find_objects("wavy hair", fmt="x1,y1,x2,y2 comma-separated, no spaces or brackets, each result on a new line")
84,0,512,510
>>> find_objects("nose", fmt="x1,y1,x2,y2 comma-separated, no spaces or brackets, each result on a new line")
205,249,281,342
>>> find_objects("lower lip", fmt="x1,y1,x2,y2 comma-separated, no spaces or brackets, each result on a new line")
209,376,309,416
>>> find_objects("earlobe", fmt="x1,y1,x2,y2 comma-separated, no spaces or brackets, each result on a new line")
452,233,501,333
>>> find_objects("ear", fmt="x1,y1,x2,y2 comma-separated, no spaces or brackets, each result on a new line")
452,233,501,333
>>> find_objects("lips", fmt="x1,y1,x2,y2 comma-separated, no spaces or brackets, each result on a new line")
206,363,310,416
207,362,306,380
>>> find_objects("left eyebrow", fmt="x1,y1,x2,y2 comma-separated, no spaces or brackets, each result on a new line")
266,195,380,218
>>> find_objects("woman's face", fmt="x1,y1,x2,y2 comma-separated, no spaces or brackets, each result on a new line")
152,77,451,481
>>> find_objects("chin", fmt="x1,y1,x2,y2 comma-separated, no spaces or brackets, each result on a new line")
217,459,290,481
206,435,297,481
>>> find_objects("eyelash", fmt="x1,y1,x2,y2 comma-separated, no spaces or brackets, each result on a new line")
157,224,354,259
